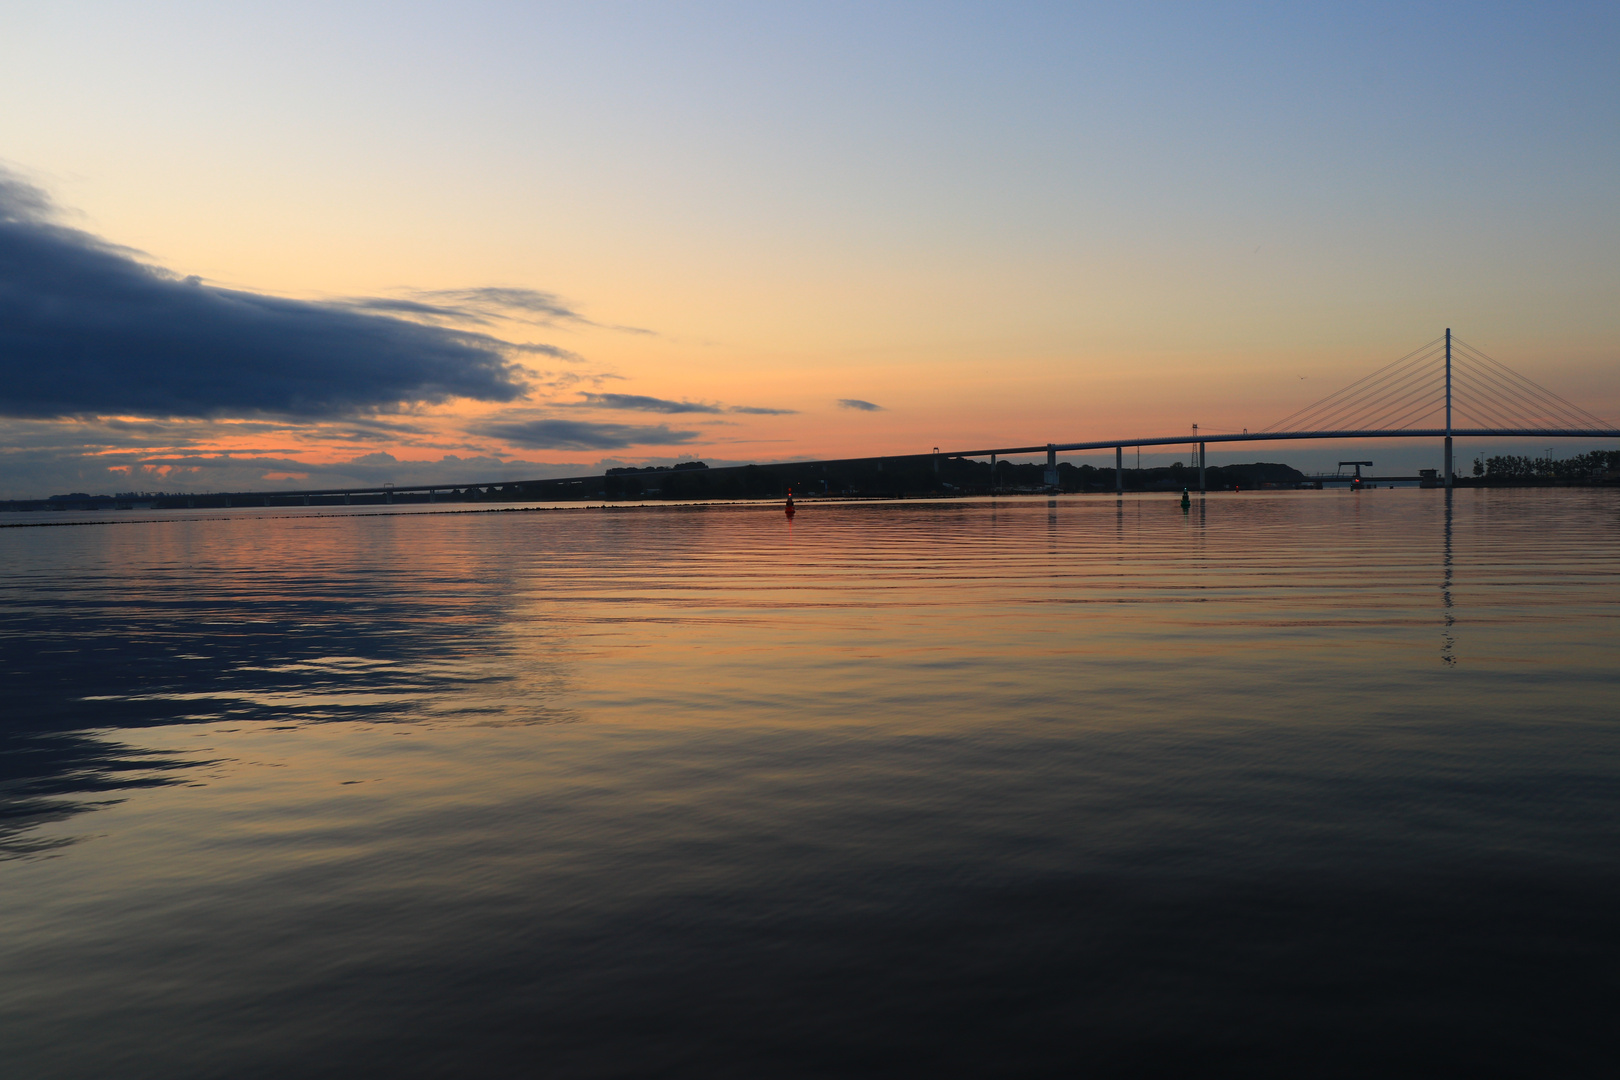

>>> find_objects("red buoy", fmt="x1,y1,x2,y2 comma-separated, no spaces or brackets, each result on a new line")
785,488,796,518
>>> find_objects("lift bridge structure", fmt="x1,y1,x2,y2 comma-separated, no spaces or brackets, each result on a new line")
124,331,1617,507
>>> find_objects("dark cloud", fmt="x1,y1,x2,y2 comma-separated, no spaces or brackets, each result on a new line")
837,399,885,411
572,393,797,416
340,296,495,323
0,415,447,462
0,170,537,420
508,342,584,360
577,393,723,414
416,287,585,324
341,289,589,332
2,417,275,451
530,370,625,392
380,287,655,335
477,418,700,451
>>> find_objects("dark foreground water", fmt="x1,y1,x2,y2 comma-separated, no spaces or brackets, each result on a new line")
1,491,1617,1078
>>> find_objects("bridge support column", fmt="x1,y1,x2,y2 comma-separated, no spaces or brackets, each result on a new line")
303,495,310,505
1199,442,1207,494
1116,446,1123,495
429,489,436,503
344,492,351,505
1045,445,1058,489
990,453,996,492
1444,437,1453,490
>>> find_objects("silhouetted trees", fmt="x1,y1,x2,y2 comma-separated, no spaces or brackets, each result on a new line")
1477,450,1620,483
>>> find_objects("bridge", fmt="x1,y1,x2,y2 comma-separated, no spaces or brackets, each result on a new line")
13,331,1616,509
942,330,1619,494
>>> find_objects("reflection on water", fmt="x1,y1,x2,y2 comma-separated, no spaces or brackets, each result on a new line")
1442,491,1457,667
1,491,1618,1077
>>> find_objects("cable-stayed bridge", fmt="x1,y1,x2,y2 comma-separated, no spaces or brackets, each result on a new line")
949,330,1618,494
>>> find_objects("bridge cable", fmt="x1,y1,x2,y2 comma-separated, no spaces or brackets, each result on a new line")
1451,338,1611,428
1450,386,1518,429
1453,361,1584,428
1340,367,1445,430
1263,335,1612,436
1262,336,1444,432
1456,361,1592,429
1273,344,1441,429
1270,345,1444,432
1273,347,1443,432
1455,362,1560,425
1368,380,1449,431
1268,356,1437,433
1452,367,1548,427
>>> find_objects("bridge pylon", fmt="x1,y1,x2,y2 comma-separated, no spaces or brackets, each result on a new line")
1445,328,1453,489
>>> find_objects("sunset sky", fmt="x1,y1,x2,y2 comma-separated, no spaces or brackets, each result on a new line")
2,2,1616,496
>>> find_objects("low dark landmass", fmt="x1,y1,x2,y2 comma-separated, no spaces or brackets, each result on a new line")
1,458,1303,510
4,450,1617,512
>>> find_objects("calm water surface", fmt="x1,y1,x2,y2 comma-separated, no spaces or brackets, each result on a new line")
1,491,1617,1077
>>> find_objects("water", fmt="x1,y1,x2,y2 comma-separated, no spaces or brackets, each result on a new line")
2,491,1617,1077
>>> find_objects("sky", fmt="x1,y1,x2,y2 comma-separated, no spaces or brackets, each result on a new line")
2,1,1617,496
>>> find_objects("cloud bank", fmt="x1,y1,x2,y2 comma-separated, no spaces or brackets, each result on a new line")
837,398,885,411
0,170,536,420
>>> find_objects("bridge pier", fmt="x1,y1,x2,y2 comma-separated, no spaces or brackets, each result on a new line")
989,453,996,492
1199,441,1207,494
303,495,310,505
1444,436,1453,490
1116,446,1123,495
343,493,351,505
1045,445,1058,489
